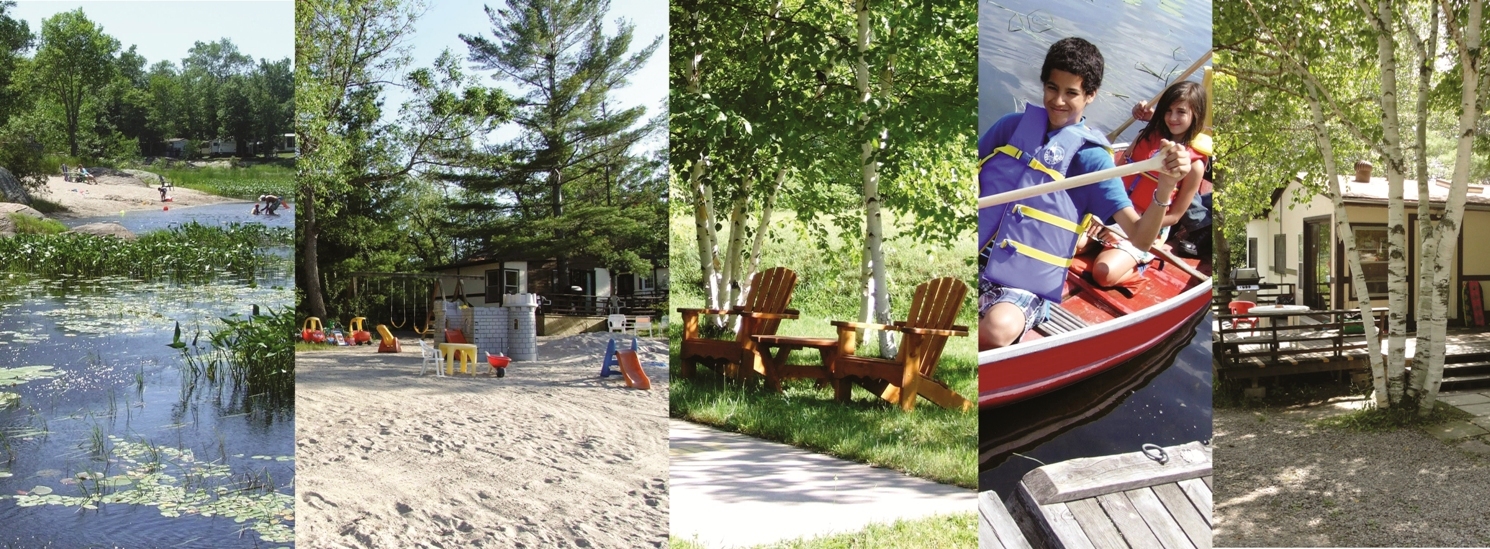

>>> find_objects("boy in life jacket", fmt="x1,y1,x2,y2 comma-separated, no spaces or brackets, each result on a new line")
1084,81,1210,288
979,37,1191,350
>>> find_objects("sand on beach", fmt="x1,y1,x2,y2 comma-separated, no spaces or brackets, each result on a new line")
35,174,238,219
295,331,671,548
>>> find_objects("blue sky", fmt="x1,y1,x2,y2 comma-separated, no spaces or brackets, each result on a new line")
11,1,294,67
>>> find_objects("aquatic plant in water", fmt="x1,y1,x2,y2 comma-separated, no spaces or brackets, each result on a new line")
0,366,61,408
177,308,295,408
2,436,294,543
0,222,290,282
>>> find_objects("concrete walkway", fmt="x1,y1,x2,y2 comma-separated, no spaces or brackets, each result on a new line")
669,419,975,548
1430,390,1490,451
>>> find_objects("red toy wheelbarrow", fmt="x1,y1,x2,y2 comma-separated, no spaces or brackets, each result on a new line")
486,352,510,378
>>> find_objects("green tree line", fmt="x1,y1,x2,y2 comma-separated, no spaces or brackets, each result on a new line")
0,3,293,186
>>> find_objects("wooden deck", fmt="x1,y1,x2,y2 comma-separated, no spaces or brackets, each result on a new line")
994,442,1212,549
1216,310,1490,391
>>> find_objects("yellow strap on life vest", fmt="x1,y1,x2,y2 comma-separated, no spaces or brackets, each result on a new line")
1190,132,1213,157
1014,204,1080,233
999,238,1072,269
982,144,1067,181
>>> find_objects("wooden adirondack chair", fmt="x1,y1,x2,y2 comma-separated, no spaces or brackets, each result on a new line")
830,277,972,412
678,267,799,380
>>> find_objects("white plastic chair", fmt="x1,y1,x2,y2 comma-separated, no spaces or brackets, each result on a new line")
634,316,654,336
419,339,445,376
607,314,628,334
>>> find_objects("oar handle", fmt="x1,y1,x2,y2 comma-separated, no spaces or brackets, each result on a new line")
1106,49,1215,142
977,155,1165,210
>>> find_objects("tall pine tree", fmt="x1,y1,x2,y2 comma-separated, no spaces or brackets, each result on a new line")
457,0,662,289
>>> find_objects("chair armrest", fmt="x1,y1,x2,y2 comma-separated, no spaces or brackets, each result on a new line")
678,308,735,316
897,325,969,337
737,310,800,320
829,320,895,332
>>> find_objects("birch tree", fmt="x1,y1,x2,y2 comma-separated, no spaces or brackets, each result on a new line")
1220,0,1484,410
1417,0,1483,412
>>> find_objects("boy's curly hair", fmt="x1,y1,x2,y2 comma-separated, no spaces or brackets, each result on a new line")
1040,37,1104,95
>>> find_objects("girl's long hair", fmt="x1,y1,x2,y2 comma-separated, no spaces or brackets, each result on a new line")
1135,81,1207,148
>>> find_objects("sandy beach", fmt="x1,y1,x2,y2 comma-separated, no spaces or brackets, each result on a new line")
35,173,237,219
294,332,671,548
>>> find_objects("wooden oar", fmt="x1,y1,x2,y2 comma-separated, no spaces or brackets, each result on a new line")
977,155,1164,210
1105,49,1214,142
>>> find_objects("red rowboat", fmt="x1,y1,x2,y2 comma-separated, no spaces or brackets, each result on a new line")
978,147,1213,409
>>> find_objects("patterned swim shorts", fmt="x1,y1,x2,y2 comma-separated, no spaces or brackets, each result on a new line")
978,279,1051,335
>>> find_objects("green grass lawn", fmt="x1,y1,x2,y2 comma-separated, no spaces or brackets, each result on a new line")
669,512,977,549
668,208,978,488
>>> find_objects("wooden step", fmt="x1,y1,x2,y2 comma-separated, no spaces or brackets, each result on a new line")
1447,352,1490,365
1443,361,1490,377
1440,371,1490,392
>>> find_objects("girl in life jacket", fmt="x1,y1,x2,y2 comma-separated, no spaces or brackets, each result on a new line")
1083,80,1209,288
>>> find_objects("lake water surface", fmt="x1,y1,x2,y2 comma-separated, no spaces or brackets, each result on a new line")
0,207,294,547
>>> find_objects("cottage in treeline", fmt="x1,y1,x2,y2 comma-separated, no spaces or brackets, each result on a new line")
428,254,668,335
1245,162,1490,325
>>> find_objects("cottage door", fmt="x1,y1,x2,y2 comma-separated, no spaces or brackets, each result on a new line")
1303,217,1331,310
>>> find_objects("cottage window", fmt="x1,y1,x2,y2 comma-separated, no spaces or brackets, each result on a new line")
484,268,523,303
1348,225,1389,296
503,269,520,295
1247,238,1257,269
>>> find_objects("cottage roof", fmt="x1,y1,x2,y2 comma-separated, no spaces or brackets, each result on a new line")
1336,175,1490,205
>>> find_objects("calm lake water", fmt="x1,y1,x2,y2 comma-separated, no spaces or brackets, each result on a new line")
979,311,1212,496
63,202,294,233
979,0,1213,141
0,208,293,547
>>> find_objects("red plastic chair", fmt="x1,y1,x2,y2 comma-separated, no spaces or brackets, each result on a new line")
1228,300,1259,334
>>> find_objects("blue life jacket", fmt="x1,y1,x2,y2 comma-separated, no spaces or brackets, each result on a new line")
978,104,1109,303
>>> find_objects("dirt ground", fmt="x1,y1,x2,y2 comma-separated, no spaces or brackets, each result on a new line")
1213,397,1490,547
34,174,235,219
294,332,670,548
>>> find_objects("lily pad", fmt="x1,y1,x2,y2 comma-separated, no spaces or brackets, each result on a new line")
0,392,17,408
0,366,58,385
30,486,51,496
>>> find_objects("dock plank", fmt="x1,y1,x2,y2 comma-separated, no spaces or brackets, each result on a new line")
1017,482,1096,549
1152,482,1212,546
1023,442,1211,504
980,491,1033,549
1126,487,1196,549
1096,492,1164,549
1177,477,1212,525
1065,497,1129,548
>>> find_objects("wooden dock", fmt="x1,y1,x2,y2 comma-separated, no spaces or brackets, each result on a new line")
989,442,1212,549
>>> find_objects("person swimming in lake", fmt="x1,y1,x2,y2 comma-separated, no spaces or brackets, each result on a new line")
1081,80,1209,288
255,194,281,216
978,37,1191,350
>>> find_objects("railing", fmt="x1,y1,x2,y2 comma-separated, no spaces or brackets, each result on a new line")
540,294,665,317
1213,283,1297,312
1215,307,1388,375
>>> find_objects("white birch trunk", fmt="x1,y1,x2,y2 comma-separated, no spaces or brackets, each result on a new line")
853,0,895,356
746,167,786,284
1373,0,1409,404
691,160,723,316
1410,4,1439,397
722,177,751,331
1306,83,1390,408
1421,0,1482,413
